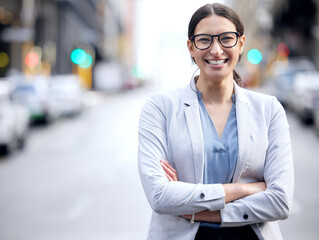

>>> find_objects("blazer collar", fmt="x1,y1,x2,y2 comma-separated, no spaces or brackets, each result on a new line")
234,81,249,105
233,82,252,182
183,77,199,106
182,77,204,183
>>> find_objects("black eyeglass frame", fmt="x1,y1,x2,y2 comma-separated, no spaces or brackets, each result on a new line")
191,31,242,50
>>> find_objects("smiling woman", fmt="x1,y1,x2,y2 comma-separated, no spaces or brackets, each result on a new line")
138,3,294,240
188,15,244,88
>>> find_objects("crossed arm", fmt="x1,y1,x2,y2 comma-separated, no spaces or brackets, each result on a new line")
160,160,266,223
139,95,293,226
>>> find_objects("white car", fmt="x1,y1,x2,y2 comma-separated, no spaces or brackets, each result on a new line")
49,75,85,118
289,71,319,124
0,81,30,154
269,57,316,107
12,75,53,124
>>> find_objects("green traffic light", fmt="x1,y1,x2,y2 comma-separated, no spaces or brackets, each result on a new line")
79,54,93,68
247,49,262,64
71,48,86,65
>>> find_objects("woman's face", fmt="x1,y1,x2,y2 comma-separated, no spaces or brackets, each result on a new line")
187,15,245,82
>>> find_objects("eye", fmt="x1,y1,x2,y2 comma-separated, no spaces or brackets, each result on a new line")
220,35,235,42
197,37,210,43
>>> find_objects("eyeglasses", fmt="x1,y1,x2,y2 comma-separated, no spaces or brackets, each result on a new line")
191,31,241,50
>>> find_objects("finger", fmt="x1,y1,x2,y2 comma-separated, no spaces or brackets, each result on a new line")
160,161,171,175
161,160,177,176
163,160,177,173
160,160,179,181
160,159,171,167
161,162,177,180
160,160,172,173
161,162,176,180
165,173,173,181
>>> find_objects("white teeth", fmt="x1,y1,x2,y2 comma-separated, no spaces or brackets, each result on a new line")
207,60,226,65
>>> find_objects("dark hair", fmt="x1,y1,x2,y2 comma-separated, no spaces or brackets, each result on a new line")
188,3,244,85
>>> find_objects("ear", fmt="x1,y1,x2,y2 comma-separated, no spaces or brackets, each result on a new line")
187,39,194,57
238,35,245,54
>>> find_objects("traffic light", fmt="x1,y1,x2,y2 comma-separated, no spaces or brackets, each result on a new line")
0,52,9,68
24,46,42,70
277,42,289,57
70,46,94,89
70,48,93,68
25,52,40,68
79,54,93,69
247,49,262,64
71,48,86,65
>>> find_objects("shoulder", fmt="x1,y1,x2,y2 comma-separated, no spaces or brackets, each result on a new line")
239,86,273,102
140,87,186,117
237,86,285,121
239,86,282,109
143,87,185,108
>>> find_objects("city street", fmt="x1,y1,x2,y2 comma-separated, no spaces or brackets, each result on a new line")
0,87,152,240
0,85,318,240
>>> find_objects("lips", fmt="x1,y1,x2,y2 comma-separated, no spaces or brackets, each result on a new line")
205,59,228,65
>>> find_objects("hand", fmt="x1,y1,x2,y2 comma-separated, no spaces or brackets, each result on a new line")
246,182,266,195
182,210,221,223
181,214,192,221
160,160,178,181
223,182,266,203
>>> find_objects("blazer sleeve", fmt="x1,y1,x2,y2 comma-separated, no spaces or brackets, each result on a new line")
138,94,225,215
220,97,294,227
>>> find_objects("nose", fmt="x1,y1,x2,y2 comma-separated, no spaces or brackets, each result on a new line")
209,37,223,55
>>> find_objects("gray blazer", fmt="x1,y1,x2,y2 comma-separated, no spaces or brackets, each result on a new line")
138,79,294,240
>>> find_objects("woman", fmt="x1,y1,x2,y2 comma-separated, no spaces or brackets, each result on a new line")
138,3,294,240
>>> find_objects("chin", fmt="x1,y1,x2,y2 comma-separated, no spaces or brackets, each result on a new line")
203,71,234,83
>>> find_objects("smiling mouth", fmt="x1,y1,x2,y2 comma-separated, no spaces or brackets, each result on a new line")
205,59,228,65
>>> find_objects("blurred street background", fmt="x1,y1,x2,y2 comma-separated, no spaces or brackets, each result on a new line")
0,0,319,239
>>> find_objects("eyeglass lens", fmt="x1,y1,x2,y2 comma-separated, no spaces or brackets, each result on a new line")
194,32,238,49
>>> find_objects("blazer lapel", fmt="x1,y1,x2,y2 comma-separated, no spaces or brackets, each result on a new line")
183,80,204,183
232,82,252,182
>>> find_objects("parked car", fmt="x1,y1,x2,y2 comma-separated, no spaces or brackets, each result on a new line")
270,57,316,107
11,75,53,124
0,81,30,154
288,71,319,124
49,75,84,118
93,61,125,91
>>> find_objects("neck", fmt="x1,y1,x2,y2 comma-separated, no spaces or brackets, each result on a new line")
196,75,234,104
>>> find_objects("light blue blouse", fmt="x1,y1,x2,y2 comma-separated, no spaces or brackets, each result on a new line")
197,91,239,228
